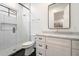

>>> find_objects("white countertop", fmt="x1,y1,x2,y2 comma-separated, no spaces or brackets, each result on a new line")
33,32,79,40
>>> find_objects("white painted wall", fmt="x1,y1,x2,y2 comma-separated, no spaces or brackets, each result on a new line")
31,3,79,36
31,3,48,34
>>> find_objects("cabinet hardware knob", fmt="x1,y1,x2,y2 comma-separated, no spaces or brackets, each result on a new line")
39,38,42,40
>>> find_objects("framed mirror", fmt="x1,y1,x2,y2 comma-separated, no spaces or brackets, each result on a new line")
48,3,71,29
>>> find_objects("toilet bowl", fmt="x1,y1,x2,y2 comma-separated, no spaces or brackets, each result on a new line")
22,41,35,56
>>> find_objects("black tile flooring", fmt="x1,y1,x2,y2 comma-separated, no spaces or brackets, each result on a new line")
10,48,36,56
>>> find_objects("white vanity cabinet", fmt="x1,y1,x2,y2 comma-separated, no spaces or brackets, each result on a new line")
72,40,79,56
35,35,71,56
35,34,79,56
46,37,71,56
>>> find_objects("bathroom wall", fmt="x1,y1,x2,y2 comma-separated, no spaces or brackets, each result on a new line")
31,3,79,35
31,3,49,34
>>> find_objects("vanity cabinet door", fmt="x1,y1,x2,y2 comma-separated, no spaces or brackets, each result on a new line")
46,43,71,56
72,40,79,56
46,37,71,47
72,49,79,56
46,37,71,56
72,40,79,49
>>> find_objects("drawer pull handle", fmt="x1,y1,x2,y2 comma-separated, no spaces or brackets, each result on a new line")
39,53,42,55
39,44,42,47
39,38,42,40
46,45,48,49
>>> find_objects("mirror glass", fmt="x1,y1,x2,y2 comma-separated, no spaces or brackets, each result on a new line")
48,3,70,29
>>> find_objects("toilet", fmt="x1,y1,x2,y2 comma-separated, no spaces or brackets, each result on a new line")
22,41,35,56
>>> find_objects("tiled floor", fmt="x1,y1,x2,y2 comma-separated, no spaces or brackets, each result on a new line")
10,48,36,56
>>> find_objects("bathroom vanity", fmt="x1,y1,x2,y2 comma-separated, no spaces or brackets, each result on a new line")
33,32,79,56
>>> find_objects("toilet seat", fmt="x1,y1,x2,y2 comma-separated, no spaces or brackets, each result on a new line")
22,41,35,48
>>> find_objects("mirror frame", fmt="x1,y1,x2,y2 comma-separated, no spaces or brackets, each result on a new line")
48,3,71,29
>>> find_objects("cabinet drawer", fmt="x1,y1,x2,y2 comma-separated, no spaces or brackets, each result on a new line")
72,40,79,49
36,41,46,49
36,48,45,56
72,49,79,56
36,36,45,42
46,37,71,47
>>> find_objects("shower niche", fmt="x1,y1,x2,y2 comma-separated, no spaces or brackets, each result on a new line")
48,3,70,29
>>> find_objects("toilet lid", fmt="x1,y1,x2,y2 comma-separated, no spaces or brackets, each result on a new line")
22,41,35,46
22,41,35,48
